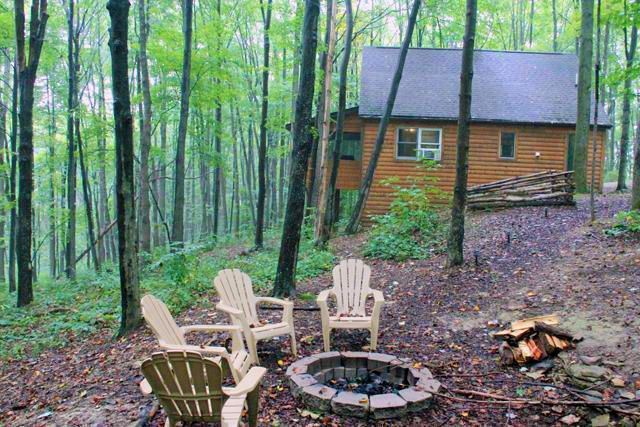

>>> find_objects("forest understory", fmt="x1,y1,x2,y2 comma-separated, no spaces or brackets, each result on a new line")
1,192,638,426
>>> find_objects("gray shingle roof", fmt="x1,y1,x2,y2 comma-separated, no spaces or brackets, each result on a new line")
359,47,610,127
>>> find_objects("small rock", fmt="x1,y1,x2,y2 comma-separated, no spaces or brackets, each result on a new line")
579,355,602,365
611,376,625,387
590,414,610,427
560,414,580,425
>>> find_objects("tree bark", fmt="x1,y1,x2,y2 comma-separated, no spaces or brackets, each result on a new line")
137,0,152,253
8,53,18,293
631,107,640,209
171,0,194,248
107,0,142,335
574,0,594,193
76,119,100,269
255,0,272,249
313,0,337,245
65,0,77,279
46,76,56,278
617,22,637,191
552,0,558,52
446,0,478,267
15,0,49,306
272,0,320,297
320,0,353,245
589,0,601,221
345,0,421,234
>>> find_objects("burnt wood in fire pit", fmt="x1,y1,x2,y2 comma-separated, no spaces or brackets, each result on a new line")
286,352,438,419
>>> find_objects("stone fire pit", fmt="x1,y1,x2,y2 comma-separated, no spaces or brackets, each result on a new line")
285,351,440,420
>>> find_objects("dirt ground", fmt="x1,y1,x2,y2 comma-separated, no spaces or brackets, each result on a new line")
1,192,639,426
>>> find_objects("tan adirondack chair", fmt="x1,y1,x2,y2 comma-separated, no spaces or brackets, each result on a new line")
214,269,296,364
317,259,385,351
140,351,267,427
141,294,252,383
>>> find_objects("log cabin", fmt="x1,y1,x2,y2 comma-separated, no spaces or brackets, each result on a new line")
326,47,610,221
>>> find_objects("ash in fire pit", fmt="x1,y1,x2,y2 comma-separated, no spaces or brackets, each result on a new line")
286,352,440,420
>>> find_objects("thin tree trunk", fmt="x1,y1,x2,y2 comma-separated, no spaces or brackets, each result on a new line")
313,0,337,245
320,0,353,245
552,0,558,52
446,0,478,267
46,77,56,277
213,106,222,236
171,0,194,248
8,53,18,293
107,0,142,335
137,0,152,253
158,115,167,245
589,0,601,220
65,0,77,279
272,0,320,297
15,0,48,306
345,0,421,234
0,55,7,284
617,22,637,191
77,120,100,269
574,0,594,192
632,108,640,209
255,0,273,249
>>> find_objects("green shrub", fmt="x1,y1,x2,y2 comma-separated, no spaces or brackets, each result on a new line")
605,210,640,237
364,160,449,260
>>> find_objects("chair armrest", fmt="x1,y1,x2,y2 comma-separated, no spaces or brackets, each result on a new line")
371,290,385,304
159,341,230,357
223,367,267,396
217,303,244,317
181,324,242,334
316,289,332,304
255,297,293,307
140,379,152,395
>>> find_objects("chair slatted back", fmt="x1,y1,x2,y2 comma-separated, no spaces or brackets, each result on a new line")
141,351,224,421
332,259,371,316
141,294,185,346
214,269,259,324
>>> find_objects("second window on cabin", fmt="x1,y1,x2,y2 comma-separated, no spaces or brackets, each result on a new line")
500,131,516,159
396,128,442,161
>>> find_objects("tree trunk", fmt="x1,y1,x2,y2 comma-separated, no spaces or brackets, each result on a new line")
77,120,100,270
15,0,48,307
617,23,637,191
65,0,77,279
320,0,353,245
552,0,558,52
8,53,18,293
255,0,273,249
313,0,337,245
446,0,478,267
158,115,167,245
574,0,594,193
107,0,142,336
631,107,640,209
0,55,8,284
46,76,56,278
589,0,601,221
345,0,421,234
213,106,222,236
272,0,320,297
171,0,194,248
137,0,152,253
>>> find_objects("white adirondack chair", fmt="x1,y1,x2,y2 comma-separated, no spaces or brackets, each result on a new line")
214,269,297,364
317,259,385,351
141,294,252,383
140,351,267,427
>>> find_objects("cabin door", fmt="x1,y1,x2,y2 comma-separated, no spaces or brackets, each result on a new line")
566,133,575,171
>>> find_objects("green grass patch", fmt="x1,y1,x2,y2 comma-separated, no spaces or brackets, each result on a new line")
0,231,334,360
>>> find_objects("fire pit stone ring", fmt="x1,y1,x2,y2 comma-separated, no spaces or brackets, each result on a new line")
285,351,439,419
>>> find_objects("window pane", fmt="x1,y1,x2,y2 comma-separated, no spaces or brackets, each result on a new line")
420,149,436,160
500,132,515,158
340,132,361,160
397,142,417,158
398,128,417,142
420,129,439,145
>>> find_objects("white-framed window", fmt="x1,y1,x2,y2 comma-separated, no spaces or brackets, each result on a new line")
396,127,442,161
499,131,516,159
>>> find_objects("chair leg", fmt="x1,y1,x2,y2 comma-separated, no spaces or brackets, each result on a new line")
247,335,260,365
322,326,331,352
247,386,260,427
370,326,379,351
290,330,297,356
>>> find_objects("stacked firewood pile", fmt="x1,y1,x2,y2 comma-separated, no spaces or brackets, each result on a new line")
467,170,575,210
494,315,581,365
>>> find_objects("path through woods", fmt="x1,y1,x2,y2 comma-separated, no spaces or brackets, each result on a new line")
1,193,638,425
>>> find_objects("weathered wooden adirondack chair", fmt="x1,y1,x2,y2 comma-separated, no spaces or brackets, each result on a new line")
140,351,267,427
317,259,385,351
141,294,252,383
214,269,297,364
